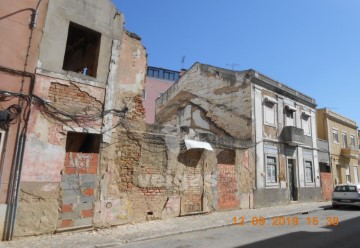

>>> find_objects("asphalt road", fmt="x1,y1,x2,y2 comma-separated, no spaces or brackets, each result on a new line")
117,207,360,248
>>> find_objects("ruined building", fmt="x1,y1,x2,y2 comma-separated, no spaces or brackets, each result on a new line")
156,63,323,208
0,1,326,242
0,0,146,239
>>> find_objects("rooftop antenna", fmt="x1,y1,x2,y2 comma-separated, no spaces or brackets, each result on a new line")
181,56,186,69
226,63,241,70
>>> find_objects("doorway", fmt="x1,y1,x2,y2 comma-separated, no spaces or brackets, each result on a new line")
288,159,297,201
57,132,100,230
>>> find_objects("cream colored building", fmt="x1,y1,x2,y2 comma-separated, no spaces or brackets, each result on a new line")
316,109,359,185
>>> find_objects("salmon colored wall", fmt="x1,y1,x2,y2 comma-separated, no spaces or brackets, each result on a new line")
143,77,175,124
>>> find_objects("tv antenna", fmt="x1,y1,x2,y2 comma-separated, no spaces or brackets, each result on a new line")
181,56,186,68
226,63,241,70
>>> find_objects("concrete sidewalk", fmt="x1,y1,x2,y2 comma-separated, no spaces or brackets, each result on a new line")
1,201,331,248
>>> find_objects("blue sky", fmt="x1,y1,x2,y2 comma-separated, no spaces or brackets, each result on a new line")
113,0,360,126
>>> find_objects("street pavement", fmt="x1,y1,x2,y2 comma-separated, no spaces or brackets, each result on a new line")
121,207,360,248
1,201,331,248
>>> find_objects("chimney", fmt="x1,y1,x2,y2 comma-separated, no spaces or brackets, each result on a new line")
179,69,187,78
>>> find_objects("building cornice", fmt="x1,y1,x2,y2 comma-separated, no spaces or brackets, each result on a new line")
325,109,358,129
248,70,317,108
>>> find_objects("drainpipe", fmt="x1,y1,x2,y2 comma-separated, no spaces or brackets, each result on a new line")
4,134,26,240
1,67,35,241
251,77,257,208
2,0,42,241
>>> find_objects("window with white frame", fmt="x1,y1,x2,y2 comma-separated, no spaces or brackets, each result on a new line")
333,129,339,143
342,132,348,148
264,101,276,126
304,160,314,183
266,156,277,184
301,114,311,135
350,135,355,147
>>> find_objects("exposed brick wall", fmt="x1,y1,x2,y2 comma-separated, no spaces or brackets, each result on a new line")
217,164,239,209
133,95,146,118
58,152,98,229
321,172,332,201
178,149,205,215
48,82,103,116
113,133,142,192
127,133,168,221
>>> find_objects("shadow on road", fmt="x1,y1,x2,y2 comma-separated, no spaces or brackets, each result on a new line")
236,209,360,248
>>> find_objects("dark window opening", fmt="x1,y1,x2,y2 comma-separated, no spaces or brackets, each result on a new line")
66,132,101,153
217,149,235,164
62,22,101,78
178,149,203,167
319,163,331,173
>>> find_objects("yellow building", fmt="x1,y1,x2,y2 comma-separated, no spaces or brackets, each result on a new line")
316,109,359,185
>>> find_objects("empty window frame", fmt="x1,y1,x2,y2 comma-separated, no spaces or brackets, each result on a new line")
266,156,277,184
304,160,314,183
342,132,348,148
264,101,276,126
66,132,101,153
301,114,311,135
62,22,101,78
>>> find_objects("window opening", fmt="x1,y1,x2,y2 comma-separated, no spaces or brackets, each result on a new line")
62,22,101,77
66,132,101,153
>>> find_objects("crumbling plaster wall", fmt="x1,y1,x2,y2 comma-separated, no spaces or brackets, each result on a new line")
94,29,148,227
235,148,255,209
157,63,253,140
15,74,105,237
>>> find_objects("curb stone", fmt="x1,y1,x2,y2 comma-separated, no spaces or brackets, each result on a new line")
95,204,332,248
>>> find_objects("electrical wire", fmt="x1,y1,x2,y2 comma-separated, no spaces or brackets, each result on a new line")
0,89,257,151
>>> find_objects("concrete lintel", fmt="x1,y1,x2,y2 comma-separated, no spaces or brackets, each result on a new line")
36,68,105,89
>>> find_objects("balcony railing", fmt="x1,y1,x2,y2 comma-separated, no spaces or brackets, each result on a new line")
281,126,305,146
